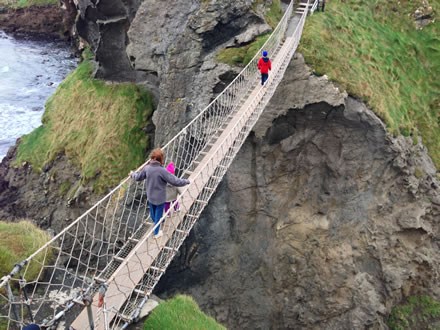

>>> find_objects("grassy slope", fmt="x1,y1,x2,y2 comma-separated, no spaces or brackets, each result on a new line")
388,295,440,329
0,221,52,281
15,51,154,194
217,0,283,66
0,0,57,8
300,0,440,168
144,295,225,330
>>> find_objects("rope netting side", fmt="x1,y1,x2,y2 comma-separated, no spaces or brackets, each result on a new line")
104,4,311,329
0,177,155,328
0,0,307,328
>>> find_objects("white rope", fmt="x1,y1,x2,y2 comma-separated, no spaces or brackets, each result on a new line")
0,1,317,328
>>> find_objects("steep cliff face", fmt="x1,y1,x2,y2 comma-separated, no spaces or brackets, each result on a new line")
1,1,440,329
156,55,440,329
76,0,271,145
0,145,98,234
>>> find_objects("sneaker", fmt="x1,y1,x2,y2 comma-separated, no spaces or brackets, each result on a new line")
155,231,163,238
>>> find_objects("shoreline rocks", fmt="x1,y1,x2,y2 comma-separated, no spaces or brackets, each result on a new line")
0,1,77,41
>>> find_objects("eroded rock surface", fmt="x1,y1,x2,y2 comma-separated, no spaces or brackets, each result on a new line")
0,144,97,235
156,54,440,329
76,0,271,144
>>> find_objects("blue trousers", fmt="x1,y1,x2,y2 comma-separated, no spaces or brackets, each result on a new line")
149,202,164,235
261,73,269,85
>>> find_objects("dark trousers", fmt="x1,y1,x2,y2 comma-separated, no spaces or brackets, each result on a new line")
261,73,269,85
149,202,164,235
317,0,325,11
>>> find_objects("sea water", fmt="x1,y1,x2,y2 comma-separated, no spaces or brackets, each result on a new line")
0,31,77,161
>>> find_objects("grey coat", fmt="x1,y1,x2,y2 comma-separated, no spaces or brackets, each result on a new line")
166,184,178,202
131,161,189,205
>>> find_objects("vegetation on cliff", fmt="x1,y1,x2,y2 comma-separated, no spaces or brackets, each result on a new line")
0,221,52,281
217,32,271,66
300,0,440,168
15,50,154,194
387,295,440,329
216,0,283,66
144,295,225,330
255,0,283,30
0,0,56,9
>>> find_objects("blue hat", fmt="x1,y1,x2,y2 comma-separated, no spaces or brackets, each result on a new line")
263,50,268,57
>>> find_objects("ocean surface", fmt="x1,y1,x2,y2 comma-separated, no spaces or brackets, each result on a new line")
0,31,77,161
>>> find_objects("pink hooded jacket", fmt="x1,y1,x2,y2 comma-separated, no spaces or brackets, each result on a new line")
166,162,175,174
165,162,178,202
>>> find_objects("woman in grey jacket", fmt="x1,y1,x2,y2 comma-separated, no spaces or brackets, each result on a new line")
130,149,190,237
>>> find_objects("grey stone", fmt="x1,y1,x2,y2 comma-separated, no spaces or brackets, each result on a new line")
156,54,440,330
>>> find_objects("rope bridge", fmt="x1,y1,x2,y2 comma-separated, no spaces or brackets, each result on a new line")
0,1,314,328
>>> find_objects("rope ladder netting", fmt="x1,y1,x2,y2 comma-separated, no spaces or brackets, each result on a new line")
0,1,314,328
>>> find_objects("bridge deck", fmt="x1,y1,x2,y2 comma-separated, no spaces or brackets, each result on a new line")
70,59,272,330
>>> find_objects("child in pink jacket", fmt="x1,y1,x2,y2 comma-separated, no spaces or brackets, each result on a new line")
164,162,180,214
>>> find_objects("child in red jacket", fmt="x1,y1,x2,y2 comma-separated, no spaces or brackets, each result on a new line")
258,50,272,86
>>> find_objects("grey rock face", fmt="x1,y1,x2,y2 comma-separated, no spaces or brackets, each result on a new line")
156,54,440,329
77,0,270,145
127,0,270,145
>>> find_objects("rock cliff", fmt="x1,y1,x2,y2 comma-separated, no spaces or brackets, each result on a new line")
0,1,77,40
76,0,271,144
1,1,439,329
156,55,440,329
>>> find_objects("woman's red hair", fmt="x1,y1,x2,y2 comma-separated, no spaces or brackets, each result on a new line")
150,148,164,165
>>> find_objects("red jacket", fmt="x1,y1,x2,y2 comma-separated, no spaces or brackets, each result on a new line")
258,57,271,74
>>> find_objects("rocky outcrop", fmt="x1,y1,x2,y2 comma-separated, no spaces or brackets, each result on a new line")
0,143,98,235
156,54,440,329
0,2,76,40
76,0,272,144
413,0,434,29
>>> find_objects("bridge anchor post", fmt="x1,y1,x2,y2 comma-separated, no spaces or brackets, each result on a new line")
83,295,94,330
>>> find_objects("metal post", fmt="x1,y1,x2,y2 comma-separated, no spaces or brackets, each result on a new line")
83,295,94,330
98,283,109,330
6,281,19,323
18,270,34,323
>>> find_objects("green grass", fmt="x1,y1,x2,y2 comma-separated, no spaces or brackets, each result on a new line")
388,296,440,329
300,0,440,168
261,0,283,30
15,50,154,194
0,221,53,282
144,295,225,330
217,33,271,66
58,181,72,196
0,0,57,8
217,0,283,66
